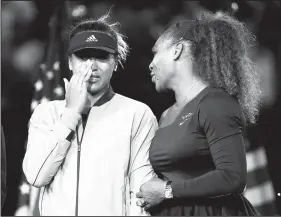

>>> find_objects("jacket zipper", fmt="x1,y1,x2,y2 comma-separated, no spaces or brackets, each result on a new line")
75,128,81,216
75,114,88,216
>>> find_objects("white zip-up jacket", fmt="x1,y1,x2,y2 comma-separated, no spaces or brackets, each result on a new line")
23,89,158,216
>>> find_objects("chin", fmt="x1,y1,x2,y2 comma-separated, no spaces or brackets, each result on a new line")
155,83,167,93
87,83,104,95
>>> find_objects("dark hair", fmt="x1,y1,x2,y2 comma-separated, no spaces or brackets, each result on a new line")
65,12,129,68
160,12,261,124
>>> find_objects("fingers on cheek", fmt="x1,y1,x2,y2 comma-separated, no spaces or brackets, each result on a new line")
81,64,89,78
87,65,92,76
86,69,91,79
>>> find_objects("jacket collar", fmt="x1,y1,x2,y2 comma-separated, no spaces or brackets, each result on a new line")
93,85,115,107
82,85,115,115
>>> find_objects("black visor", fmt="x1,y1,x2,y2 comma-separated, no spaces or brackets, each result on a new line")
68,31,118,55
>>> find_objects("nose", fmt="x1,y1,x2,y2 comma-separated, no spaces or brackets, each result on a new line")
89,58,98,71
149,62,153,72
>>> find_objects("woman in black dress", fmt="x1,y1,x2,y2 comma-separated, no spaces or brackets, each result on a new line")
136,12,261,216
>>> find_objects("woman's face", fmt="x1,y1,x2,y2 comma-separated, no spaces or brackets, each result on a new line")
69,48,116,95
149,38,176,92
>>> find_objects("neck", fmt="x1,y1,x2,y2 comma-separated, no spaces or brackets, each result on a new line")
170,60,202,107
83,85,110,114
172,76,207,108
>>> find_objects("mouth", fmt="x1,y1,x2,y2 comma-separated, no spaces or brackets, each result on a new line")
88,75,100,83
150,73,156,83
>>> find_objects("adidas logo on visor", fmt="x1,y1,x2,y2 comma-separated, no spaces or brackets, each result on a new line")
85,34,98,42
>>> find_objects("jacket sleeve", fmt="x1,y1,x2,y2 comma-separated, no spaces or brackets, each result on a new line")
22,102,81,187
128,106,158,216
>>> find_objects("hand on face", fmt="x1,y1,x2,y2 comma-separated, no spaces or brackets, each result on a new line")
63,60,92,114
136,177,166,211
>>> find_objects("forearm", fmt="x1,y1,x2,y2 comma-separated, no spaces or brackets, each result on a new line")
170,169,245,199
170,135,247,199
23,108,81,187
129,166,156,216
128,107,158,215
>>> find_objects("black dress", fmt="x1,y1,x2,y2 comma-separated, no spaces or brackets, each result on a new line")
1,126,7,209
149,87,259,216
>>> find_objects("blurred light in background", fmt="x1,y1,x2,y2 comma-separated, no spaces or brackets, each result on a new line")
231,2,239,12
71,4,87,18
12,40,44,80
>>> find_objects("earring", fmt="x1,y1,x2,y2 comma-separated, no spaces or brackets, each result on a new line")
114,65,117,71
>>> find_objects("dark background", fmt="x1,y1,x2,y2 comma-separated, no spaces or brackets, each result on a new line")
1,0,281,215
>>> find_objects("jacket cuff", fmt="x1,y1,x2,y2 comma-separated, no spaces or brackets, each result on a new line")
60,108,81,131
